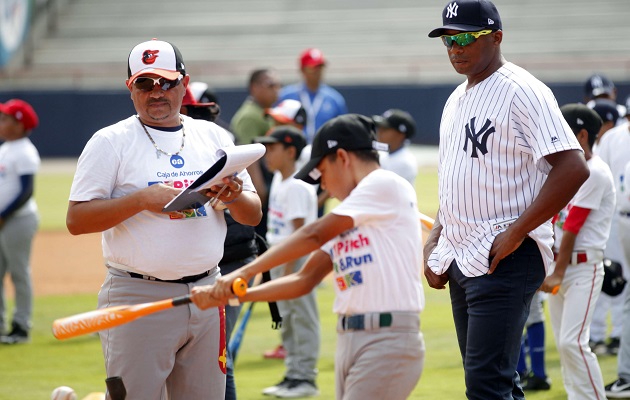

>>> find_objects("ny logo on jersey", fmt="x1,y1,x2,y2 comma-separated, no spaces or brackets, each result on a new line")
463,117,495,158
446,2,458,18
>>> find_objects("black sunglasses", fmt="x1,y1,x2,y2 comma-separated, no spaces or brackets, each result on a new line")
133,75,183,92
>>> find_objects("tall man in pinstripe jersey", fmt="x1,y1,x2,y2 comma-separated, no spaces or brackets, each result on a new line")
423,1,590,399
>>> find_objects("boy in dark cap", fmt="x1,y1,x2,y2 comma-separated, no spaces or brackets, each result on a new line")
540,103,614,399
193,114,426,400
253,126,321,398
372,109,418,184
588,98,620,146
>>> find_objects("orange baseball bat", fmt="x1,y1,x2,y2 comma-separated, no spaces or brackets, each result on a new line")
419,212,435,231
52,278,247,340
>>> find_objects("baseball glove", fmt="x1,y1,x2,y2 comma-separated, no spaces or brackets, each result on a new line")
602,258,627,297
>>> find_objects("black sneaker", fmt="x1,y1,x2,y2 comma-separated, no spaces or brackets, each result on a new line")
590,340,608,356
608,337,621,355
605,378,630,398
262,377,294,396
522,373,551,391
0,322,29,344
517,370,530,386
274,379,319,398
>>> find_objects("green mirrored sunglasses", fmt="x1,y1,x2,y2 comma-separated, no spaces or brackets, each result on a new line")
441,30,493,48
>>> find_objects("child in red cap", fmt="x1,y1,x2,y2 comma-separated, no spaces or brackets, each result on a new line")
0,99,40,344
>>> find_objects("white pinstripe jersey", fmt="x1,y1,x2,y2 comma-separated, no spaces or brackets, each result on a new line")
428,62,582,277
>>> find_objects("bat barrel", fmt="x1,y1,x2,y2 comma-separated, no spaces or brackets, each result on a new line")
52,298,178,340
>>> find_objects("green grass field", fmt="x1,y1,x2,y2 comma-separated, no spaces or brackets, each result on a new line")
0,166,619,399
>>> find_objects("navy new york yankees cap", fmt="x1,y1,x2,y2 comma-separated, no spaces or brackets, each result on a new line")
428,0,502,37
295,114,388,184
584,73,615,99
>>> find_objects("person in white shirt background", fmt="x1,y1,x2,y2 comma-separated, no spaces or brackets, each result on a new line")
372,109,418,185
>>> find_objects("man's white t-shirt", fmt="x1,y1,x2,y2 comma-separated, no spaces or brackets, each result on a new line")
321,169,424,315
69,115,255,280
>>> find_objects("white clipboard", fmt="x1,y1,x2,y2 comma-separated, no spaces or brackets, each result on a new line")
162,143,266,212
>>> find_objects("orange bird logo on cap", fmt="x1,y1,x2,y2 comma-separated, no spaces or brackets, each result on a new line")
142,50,159,65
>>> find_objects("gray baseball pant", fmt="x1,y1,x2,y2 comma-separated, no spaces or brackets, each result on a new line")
270,255,320,381
335,312,424,400
0,212,39,331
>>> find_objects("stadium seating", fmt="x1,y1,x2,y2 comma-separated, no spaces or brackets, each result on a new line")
3,0,629,90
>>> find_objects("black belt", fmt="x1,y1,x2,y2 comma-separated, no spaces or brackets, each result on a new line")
340,313,393,331
128,270,211,284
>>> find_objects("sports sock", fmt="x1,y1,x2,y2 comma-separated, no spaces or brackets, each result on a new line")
527,322,547,378
516,333,528,376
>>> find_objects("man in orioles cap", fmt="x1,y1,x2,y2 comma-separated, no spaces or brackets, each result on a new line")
66,39,262,399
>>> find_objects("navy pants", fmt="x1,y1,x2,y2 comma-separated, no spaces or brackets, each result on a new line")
448,238,545,400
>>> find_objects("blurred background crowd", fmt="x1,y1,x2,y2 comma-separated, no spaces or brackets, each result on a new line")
0,0,629,158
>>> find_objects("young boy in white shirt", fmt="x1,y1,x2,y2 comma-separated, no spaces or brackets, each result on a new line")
193,114,426,400
254,126,320,398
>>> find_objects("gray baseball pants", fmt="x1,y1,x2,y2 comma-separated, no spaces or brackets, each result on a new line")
335,312,424,400
0,212,39,331
270,255,320,381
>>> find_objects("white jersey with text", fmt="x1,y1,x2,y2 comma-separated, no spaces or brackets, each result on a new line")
321,169,424,315
266,171,317,246
69,115,254,280
553,155,615,251
428,62,582,277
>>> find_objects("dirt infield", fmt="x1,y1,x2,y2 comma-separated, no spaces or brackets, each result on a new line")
4,231,105,297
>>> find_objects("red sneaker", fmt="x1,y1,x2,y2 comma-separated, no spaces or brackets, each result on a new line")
263,344,286,359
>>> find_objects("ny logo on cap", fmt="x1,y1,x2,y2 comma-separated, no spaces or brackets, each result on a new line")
591,76,604,88
446,2,458,18
142,50,159,65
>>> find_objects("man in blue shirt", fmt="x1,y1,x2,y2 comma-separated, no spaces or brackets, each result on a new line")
279,48,347,145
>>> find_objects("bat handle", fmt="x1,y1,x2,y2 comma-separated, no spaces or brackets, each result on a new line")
551,285,560,295
172,295,193,306
231,278,248,297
